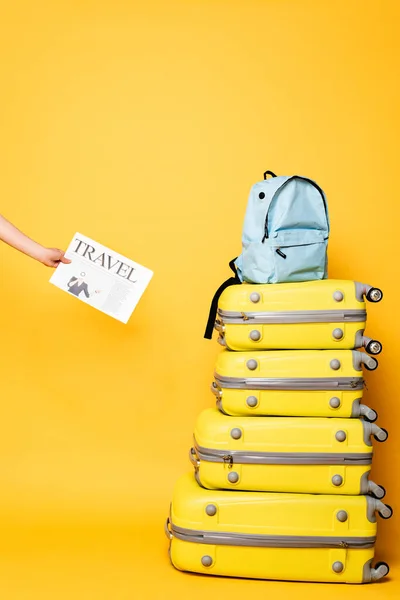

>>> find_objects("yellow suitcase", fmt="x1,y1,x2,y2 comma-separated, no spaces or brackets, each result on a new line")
215,279,383,352
166,473,392,583
191,408,388,497
212,349,378,420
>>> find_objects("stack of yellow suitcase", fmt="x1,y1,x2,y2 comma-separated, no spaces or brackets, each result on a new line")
166,279,392,584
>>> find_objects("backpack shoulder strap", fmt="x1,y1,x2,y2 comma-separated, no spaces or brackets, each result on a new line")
204,258,241,339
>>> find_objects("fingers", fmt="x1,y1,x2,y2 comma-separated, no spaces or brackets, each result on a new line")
41,248,71,267
55,249,71,264
60,253,72,264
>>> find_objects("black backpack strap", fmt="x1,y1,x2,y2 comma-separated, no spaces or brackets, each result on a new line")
204,258,241,339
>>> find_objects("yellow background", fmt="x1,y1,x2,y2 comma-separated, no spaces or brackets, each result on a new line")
0,0,399,598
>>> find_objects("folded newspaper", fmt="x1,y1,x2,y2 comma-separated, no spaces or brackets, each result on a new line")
50,233,153,323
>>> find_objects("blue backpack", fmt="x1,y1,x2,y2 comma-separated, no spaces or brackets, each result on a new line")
204,170,330,338
235,170,329,283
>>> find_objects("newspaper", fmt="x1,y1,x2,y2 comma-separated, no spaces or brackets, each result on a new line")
50,233,153,323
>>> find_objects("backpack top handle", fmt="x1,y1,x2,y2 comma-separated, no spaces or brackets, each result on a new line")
264,170,277,179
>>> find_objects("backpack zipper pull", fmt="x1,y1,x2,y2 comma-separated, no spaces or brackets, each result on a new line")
276,248,287,259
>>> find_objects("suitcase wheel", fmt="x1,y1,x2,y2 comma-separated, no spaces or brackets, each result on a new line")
370,561,390,582
370,484,386,499
364,410,378,423
366,340,382,355
378,505,393,520
374,428,388,442
364,357,379,371
366,287,383,302
374,561,390,575
368,484,386,500
368,480,386,499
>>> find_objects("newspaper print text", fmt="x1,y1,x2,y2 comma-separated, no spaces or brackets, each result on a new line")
72,238,137,283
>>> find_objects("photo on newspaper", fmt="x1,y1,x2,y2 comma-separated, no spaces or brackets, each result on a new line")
50,233,153,323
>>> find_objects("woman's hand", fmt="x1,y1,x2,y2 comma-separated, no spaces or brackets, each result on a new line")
0,214,71,267
40,248,72,268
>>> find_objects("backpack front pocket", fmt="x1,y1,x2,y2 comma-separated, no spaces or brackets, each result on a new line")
272,239,328,283
240,231,328,284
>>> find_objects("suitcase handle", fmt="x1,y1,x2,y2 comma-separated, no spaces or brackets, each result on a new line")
164,517,173,540
189,447,200,468
214,320,225,333
210,382,222,398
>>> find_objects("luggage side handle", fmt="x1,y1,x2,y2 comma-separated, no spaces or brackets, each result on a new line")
214,320,225,333
217,334,227,347
189,447,200,469
164,517,173,541
210,382,222,399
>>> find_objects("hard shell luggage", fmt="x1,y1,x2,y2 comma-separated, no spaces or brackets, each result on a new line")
212,349,378,420
191,408,387,497
166,473,391,583
215,279,383,352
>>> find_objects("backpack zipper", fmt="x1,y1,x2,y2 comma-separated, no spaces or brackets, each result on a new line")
261,176,328,242
276,248,287,259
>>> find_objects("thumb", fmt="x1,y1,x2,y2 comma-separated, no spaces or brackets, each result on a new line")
59,253,72,264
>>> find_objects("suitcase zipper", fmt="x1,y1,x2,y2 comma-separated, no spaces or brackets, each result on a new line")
214,374,364,391
169,524,375,549
193,443,372,465
222,454,234,469
217,309,366,324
